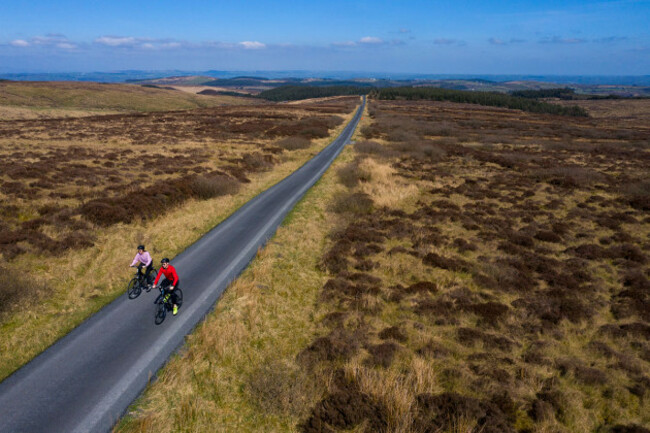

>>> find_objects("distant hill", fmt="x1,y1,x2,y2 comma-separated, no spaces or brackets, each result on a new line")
2,72,649,102
2,71,649,86
131,75,650,98
0,81,255,114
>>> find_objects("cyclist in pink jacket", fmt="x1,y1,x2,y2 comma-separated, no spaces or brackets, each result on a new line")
130,245,154,287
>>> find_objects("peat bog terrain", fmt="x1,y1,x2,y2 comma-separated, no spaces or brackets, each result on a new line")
117,97,649,433
1,80,649,433
0,85,360,380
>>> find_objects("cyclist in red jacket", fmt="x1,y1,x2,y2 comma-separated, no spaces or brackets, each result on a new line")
152,258,181,315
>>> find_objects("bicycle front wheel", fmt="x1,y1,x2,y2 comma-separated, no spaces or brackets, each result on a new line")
127,278,141,299
154,302,166,325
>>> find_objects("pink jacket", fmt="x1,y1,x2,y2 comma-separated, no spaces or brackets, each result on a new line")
130,251,152,267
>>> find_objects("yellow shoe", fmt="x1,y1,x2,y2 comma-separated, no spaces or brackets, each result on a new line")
173,305,178,316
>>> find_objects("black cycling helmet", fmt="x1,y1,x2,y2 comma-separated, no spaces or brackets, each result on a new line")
161,257,170,264
137,245,145,250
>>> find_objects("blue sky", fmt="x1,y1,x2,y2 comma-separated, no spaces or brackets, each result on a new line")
1,0,648,75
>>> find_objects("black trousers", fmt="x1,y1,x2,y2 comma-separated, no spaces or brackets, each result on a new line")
160,279,180,304
138,263,154,282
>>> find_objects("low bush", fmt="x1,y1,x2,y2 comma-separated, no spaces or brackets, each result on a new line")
353,140,387,155
191,175,241,199
622,180,650,211
336,162,369,188
0,265,45,315
246,360,319,417
531,166,608,189
332,192,374,215
276,136,311,150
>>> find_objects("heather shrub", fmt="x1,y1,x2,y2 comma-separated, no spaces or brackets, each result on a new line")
622,180,650,211
0,265,45,315
332,192,374,215
354,140,390,156
276,136,311,150
240,152,274,172
532,166,608,188
191,175,240,199
246,360,319,417
336,162,370,188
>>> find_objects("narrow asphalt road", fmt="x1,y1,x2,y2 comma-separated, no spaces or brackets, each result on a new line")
0,97,365,433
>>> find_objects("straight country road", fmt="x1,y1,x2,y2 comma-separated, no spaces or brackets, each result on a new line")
0,97,365,433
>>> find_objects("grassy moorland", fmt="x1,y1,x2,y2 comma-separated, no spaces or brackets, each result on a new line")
0,81,256,119
0,89,361,381
116,98,649,433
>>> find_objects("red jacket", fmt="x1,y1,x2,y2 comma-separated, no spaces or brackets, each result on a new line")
154,265,179,286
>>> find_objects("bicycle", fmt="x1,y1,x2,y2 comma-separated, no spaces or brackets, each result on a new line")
153,284,183,325
126,265,157,299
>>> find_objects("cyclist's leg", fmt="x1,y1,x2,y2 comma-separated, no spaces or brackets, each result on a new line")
160,279,171,301
171,281,180,315
170,281,181,305
144,264,154,285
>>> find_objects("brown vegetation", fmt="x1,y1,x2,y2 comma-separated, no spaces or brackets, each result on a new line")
114,97,648,432
0,98,354,260
297,98,650,432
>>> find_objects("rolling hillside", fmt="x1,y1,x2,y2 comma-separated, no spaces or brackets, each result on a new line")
0,81,257,118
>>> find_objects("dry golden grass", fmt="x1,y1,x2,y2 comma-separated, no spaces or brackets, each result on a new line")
0,81,250,115
357,158,419,209
0,105,120,119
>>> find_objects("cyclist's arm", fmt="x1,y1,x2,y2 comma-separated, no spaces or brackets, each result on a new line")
152,268,163,286
130,254,139,267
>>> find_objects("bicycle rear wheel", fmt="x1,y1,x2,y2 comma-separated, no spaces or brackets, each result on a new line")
127,278,141,299
154,302,166,325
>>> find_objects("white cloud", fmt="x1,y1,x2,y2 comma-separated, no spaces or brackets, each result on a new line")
359,36,383,44
10,39,30,47
239,41,266,49
539,36,585,44
56,42,77,49
94,36,137,47
32,35,70,46
8,34,76,49
161,42,182,49
141,43,155,50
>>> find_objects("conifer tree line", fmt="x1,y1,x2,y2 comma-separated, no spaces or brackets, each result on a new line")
371,87,588,117
258,85,372,101
258,84,588,117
